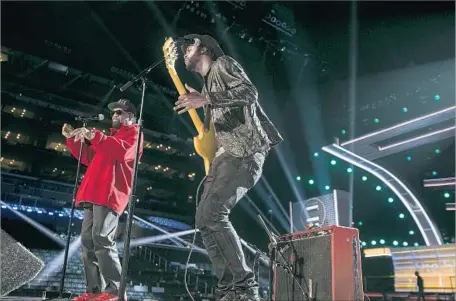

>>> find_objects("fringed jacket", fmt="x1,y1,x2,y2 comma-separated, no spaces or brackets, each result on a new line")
201,55,283,158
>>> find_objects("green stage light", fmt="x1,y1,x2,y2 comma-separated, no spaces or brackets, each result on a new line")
388,197,394,203
376,185,382,191
296,176,301,181
330,160,337,165
399,213,405,219
362,176,367,181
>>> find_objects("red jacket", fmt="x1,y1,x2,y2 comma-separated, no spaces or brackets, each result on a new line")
66,124,143,215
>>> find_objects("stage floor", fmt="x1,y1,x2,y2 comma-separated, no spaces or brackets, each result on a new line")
1,297,70,301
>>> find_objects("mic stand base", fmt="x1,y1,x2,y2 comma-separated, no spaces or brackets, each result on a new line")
267,243,275,301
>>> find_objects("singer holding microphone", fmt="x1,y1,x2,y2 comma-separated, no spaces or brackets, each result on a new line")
62,99,143,301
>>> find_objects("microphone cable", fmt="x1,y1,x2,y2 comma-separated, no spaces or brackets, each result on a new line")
184,175,206,301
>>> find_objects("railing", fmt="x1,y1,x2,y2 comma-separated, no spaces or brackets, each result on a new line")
136,245,213,296
364,275,456,301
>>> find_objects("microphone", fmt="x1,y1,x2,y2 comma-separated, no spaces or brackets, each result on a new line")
75,114,105,121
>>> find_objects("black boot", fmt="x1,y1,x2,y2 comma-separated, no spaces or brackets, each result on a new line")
216,290,237,301
236,287,261,301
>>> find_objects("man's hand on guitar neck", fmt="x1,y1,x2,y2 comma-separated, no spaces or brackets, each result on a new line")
174,84,210,114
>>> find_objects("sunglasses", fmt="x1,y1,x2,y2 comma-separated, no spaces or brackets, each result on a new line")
111,110,124,116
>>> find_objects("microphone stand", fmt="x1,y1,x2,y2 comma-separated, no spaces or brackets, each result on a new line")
257,215,311,301
59,121,87,298
118,59,164,301
267,209,273,296
119,58,164,92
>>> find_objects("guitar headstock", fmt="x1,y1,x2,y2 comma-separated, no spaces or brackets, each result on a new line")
162,37,179,73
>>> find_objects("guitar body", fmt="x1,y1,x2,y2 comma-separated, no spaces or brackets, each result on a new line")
193,124,216,176
163,37,217,175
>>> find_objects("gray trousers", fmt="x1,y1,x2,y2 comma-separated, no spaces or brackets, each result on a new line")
81,204,122,294
195,150,266,293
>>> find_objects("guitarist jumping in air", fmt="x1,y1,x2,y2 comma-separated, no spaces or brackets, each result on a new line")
174,34,283,301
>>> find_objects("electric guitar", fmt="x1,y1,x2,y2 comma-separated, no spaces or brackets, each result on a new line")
162,37,216,175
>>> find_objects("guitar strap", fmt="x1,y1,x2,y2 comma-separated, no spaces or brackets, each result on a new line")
203,72,212,133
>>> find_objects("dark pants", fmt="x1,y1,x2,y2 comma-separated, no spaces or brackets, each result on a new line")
81,204,122,294
195,150,266,293
417,288,425,301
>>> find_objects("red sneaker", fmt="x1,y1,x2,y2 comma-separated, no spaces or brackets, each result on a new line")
91,292,127,301
73,293,98,301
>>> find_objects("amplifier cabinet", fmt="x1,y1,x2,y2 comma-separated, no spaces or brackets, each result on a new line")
273,226,363,301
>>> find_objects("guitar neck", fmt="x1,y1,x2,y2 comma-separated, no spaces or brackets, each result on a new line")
169,72,204,134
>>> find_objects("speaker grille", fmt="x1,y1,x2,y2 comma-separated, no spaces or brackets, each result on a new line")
275,235,332,301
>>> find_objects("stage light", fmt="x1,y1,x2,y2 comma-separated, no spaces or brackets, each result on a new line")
434,94,440,101
361,241,367,247
388,197,394,203
380,239,385,244
432,171,438,176
374,118,380,124
358,221,363,226
48,61,69,74
296,176,301,181
308,179,314,185
393,241,398,246
313,152,319,157
403,241,408,246
399,213,405,219
406,156,412,161
402,107,408,113
347,167,353,173
362,176,368,181
409,230,414,235
341,129,346,135
444,192,450,198
376,185,382,191
330,159,337,165
414,242,419,247
324,185,330,190
434,148,441,154
371,240,377,245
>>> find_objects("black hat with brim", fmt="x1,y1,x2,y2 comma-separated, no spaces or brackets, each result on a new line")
107,99,136,114
180,34,224,59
